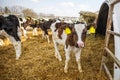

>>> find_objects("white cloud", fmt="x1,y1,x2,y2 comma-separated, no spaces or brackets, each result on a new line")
60,2,74,7
30,0,39,2
40,7,61,14
77,4,95,12
39,3,79,17
36,2,97,17
78,5,90,10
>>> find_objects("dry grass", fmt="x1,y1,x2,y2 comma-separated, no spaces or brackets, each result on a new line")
0,31,114,80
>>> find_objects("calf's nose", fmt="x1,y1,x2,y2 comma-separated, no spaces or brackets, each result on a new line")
77,41,84,48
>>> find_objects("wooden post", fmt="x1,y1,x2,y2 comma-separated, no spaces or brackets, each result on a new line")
105,4,114,48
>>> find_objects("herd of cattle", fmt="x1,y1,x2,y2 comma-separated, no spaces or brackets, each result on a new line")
0,14,91,73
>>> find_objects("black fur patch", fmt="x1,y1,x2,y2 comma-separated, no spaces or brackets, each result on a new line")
0,15,20,41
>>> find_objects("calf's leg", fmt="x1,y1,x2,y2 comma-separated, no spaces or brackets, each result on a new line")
8,36,21,60
64,49,71,73
52,36,62,61
46,35,50,43
75,51,82,72
21,27,28,39
23,29,28,39
33,28,38,36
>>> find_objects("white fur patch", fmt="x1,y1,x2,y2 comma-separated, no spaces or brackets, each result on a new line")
74,23,85,42
8,35,21,60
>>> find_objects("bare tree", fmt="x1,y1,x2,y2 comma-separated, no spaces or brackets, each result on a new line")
22,8,38,18
4,6,11,14
10,6,24,14
8,6,25,17
0,6,4,14
0,6,38,18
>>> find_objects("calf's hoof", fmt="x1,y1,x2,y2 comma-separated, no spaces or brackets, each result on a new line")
79,69,83,73
16,57,19,60
64,67,68,73
58,58,62,61
64,69,68,73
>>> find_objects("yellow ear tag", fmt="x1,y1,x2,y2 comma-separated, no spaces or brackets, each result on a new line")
27,18,30,20
89,26,95,34
65,27,71,34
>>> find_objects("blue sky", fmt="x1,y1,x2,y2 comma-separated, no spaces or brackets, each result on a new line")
0,0,105,17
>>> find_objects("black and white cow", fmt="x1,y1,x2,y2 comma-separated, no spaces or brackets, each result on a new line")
0,14,21,60
51,21,87,73
38,19,56,43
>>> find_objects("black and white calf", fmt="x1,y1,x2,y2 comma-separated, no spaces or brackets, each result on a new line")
19,17,38,38
51,21,87,73
0,14,21,60
38,19,56,43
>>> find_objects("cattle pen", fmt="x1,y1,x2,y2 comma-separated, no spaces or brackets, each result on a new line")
0,29,113,80
0,0,120,79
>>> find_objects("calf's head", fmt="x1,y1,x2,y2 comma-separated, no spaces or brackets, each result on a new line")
65,23,87,48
